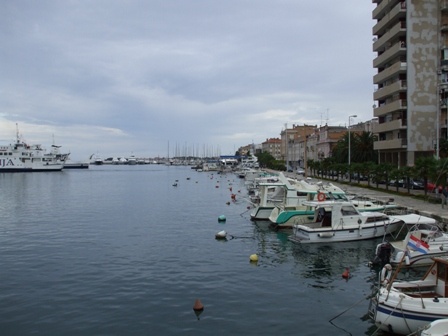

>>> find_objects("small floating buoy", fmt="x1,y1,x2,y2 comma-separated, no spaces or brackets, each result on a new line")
193,299,204,311
247,206,251,210
226,201,231,205
215,185,219,188
215,230,227,239
193,299,204,320
218,215,226,222
231,194,236,201
249,254,258,262
172,183,178,187
342,267,350,279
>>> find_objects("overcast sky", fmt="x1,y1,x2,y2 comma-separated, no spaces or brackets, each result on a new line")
1,1,376,160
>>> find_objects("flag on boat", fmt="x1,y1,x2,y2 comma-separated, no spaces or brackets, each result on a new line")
407,235,429,254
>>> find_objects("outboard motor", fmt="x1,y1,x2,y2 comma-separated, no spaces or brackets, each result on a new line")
370,242,393,268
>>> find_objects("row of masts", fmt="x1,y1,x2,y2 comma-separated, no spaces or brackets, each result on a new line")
167,141,224,160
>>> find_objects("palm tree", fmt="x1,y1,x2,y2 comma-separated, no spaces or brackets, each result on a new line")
353,132,378,164
332,134,349,164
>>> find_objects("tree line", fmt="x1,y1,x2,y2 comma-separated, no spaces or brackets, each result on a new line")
256,131,448,195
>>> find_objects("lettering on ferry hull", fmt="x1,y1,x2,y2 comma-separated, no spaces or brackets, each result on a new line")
0,159,14,167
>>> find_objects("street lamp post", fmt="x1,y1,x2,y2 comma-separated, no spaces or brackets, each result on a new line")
348,115,357,177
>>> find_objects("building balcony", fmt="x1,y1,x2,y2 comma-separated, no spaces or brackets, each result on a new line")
372,0,393,20
374,61,407,84
373,21,406,53
374,99,407,117
443,0,448,12
373,42,406,68
372,1,406,36
441,58,448,72
374,80,406,101
374,138,407,150
372,119,406,133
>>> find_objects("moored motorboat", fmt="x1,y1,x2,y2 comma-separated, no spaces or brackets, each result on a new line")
369,256,448,335
288,200,403,243
267,179,397,230
267,180,348,229
372,223,448,267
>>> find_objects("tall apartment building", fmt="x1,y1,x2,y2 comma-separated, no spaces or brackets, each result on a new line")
372,0,446,167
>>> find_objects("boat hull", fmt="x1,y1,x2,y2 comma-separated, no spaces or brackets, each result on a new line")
374,296,448,335
0,164,63,172
250,206,275,221
289,222,400,244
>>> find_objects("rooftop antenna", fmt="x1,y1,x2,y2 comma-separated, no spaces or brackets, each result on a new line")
326,108,329,125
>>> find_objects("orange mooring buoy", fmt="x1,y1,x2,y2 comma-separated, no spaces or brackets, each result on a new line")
342,267,350,279
193,299,204,311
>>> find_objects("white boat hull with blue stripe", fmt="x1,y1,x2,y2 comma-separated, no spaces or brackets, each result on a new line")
370,257,448,335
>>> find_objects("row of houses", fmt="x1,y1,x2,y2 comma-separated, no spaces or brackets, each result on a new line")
238,120,376,171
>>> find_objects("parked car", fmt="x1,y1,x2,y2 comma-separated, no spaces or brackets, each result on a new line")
296,168,305,175
388,178,424,189
351,173,368,181
404,179,424,190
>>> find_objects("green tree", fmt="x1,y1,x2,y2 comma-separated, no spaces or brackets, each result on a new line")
400,165,415,194
389,168,402,192
415,157,437,196
353,132,378,164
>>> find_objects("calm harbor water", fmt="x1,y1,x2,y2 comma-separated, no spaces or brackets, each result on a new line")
0,165,394,335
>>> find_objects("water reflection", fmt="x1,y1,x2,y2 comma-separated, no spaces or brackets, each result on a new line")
251,221,292,266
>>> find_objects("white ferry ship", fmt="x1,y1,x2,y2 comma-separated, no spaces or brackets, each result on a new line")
0,127,68,172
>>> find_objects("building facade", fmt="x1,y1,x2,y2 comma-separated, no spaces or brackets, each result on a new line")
372,0,444,167
261,138,282,160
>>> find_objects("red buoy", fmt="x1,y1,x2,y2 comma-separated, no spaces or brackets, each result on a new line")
342,267,350,279
193,299,204,311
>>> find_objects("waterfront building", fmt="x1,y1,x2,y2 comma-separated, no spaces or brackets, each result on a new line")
372,0,446,166
261,138,282,160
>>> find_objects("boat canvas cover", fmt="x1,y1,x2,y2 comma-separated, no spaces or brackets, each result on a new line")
407,234,429,254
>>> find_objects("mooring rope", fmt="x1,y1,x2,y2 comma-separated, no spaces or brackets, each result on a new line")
370,295,404,336
328,295,369,335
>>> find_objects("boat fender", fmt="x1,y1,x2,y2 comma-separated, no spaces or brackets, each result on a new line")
318,232,334,238
380,264,392,285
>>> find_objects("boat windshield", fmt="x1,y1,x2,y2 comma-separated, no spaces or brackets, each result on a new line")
341,206,358,216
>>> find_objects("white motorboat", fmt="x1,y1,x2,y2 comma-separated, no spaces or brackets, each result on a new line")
249,173,320,221
0,126,67,172
90,154,103,165
419,318,448,336
370,256,448,335
288,200,403,243
268,179,397,229
372,222,448,267
267,179,349,229
127,155,137,165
